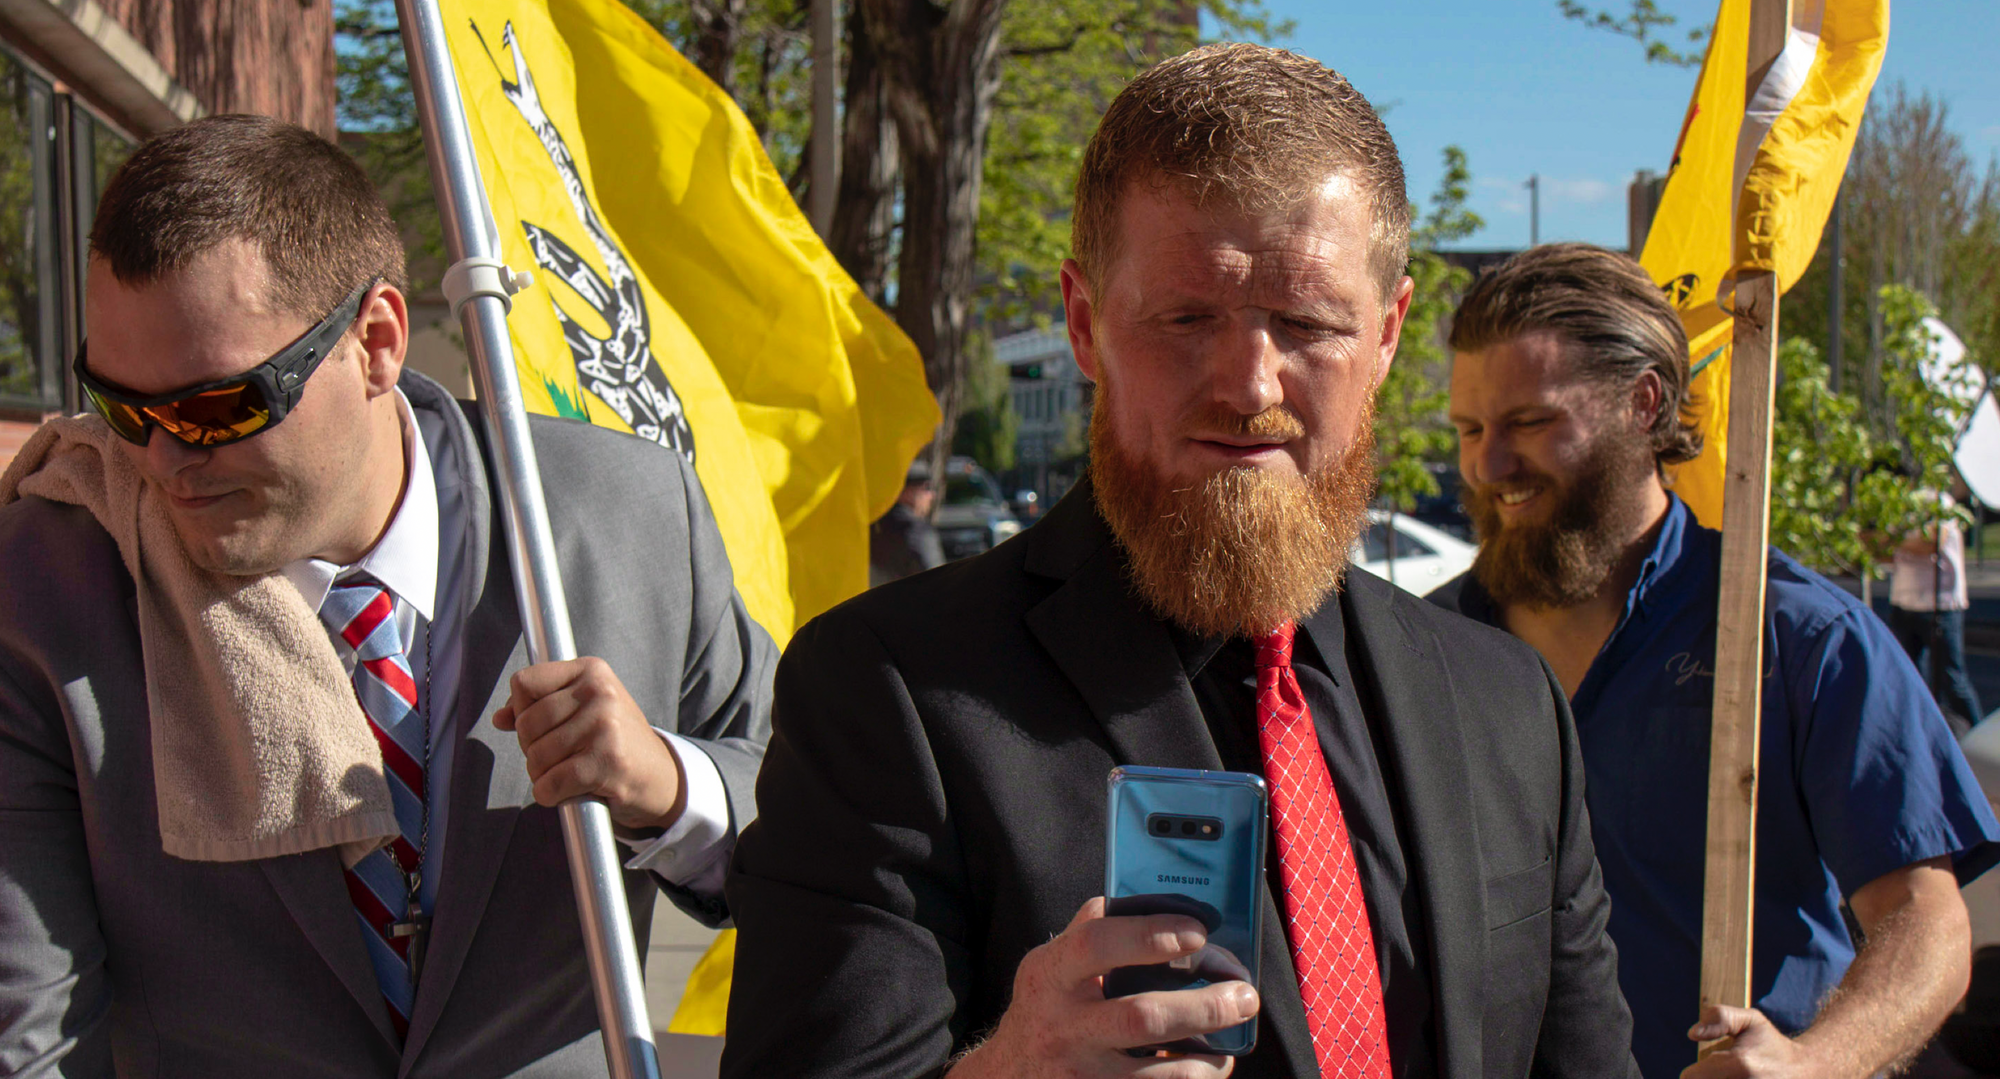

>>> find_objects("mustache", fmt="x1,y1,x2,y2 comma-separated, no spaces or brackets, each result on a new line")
1464,474,1553,505
1183,404,1306,442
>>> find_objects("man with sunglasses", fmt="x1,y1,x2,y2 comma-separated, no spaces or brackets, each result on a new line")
0,116,773,1076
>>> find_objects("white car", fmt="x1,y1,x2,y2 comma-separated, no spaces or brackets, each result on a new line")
1352,511,1476,597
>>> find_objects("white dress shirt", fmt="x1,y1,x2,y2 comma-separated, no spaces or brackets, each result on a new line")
283,390,735,904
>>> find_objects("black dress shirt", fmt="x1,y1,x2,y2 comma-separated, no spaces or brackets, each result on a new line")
1174,609,1438,1077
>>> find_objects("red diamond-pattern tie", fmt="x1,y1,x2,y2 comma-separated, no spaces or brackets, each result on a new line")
1255,621,1391,1077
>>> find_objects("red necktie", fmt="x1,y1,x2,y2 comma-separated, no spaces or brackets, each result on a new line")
1255,621,1391,1077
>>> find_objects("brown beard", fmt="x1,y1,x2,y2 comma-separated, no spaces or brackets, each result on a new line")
1466,433,1656,610
1090,395,1376,639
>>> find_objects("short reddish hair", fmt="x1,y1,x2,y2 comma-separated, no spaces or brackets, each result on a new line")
1071,42,1410,301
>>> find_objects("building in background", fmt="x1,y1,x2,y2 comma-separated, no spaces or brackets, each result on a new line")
1628,169,1666,256
0,0,333,471
993,321,1089,505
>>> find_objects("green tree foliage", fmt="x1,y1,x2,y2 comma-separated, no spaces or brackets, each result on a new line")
0,60,40,400
623,0,814,192
950,333,1017,473
1786,84,1999,398
977,0,1286,327
1373,146,1483,511
1769,285,1977,575
1556,0,1707,68
335,0,446,292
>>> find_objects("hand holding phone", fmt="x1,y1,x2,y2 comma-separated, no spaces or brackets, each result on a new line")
946,897,1257,1079
1103,765,1269,1057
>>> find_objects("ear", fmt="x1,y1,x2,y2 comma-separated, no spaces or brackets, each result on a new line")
1372,275,1415,389
355,283,409,398
1059,259,1101,383
1630,369,1664,432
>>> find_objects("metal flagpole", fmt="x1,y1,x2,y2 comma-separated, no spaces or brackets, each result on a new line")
392,1,664,1076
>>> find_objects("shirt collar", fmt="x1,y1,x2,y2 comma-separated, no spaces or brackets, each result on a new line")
1624,492,1691,620
1166,600,1342,683
1452,493,1690,628
282,388,439,619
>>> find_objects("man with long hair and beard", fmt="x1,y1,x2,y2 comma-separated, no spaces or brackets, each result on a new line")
723,46,1639,1079
1434,243,2000,1079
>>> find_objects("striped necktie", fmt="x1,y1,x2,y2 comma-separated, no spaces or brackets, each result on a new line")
319,574,430,1039
1254,621,1391,1077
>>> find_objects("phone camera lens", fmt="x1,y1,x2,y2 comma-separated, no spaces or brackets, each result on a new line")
1180,820,1197,836
1153,819,1171,835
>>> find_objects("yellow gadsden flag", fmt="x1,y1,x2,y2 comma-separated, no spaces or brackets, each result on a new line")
1639,0,1887,526
436,0,939,1032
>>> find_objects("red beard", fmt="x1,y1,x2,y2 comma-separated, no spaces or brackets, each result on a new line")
1090,391,1377,638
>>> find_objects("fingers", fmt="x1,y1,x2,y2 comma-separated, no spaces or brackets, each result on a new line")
489,657,681,826
1686,1004,1762,1043
978,899,1253,1079
500,658,618,744
505,656,599,705
1099,983,1259,1056
1128,1053,1236,1078
1049,909,1209,987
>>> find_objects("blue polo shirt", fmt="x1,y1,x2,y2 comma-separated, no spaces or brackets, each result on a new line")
1434,494,2000,1078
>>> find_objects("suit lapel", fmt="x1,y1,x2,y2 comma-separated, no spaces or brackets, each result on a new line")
399,390,532,1066
258,850,401,1045
1021,486,1218,774
1020,482,1315,1077
1334,574,1485,1079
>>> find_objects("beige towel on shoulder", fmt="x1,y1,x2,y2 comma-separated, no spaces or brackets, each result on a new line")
0,416,397,866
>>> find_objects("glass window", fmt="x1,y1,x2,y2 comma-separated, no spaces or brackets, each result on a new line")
91,114,131,196
0,50,53,409
0,40,127,414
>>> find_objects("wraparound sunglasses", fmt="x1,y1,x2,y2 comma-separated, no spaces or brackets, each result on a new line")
73,278,378,447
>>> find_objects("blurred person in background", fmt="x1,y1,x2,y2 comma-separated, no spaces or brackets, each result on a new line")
870,458,945,584
1889,491,1983,733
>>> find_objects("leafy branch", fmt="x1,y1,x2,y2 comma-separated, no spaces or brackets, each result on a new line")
1557,0,1708,68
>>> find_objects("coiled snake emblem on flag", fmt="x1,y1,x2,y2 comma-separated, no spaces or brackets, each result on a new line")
477,20,697,462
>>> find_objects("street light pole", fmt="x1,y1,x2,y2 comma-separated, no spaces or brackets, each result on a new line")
392,2,663,1076
1526,173,1540,246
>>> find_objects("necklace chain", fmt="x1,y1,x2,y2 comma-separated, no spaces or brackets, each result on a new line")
405,625,433,909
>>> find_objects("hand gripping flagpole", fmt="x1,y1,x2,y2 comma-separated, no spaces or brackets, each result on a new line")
392,2,664,1076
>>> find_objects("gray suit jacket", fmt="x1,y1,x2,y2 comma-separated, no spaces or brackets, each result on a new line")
0,372,775,1077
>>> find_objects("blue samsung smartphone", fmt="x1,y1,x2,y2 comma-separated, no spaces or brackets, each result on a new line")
1103,764,1268,1056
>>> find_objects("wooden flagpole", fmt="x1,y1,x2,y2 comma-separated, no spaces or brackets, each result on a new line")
1696,0,1791,1045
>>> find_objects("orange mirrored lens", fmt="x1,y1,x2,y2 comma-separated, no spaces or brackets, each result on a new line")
81,385,151,444
147,383,271,446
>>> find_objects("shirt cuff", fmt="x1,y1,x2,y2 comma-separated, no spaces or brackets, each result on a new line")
619,731,734,899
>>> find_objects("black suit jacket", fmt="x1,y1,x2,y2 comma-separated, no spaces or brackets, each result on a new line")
723,480,1636,1078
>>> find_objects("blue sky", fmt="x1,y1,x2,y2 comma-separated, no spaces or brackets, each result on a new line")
1214,1,1999,251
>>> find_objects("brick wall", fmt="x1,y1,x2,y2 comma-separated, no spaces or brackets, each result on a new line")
95,0,336,135
0,414,48,475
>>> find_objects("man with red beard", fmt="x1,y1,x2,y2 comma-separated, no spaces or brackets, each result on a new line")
1433,243,2000,1079
723,46,1639,1079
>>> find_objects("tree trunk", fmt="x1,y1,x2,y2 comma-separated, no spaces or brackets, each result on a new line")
828,0,900,303
689,0,747,96
859,0,1009,471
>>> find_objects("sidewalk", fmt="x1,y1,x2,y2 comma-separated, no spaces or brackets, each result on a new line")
649,905,723,1076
